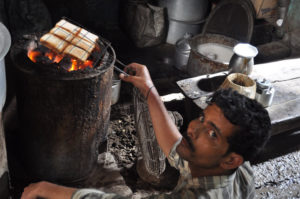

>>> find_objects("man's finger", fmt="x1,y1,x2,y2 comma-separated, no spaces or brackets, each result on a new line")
119,73,126,80
119,74,135,82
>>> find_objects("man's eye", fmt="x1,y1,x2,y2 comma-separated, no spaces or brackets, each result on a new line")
208,130,217,138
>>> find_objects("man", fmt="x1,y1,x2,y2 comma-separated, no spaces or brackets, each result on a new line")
21,63,271,199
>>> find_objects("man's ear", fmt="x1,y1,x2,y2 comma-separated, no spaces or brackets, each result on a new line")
220,152,244,170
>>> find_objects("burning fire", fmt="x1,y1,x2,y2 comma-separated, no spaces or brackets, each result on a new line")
27,49,93,72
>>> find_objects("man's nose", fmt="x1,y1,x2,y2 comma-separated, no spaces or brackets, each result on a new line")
187,120,202,139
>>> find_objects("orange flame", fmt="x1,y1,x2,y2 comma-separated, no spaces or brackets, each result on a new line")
45,51,64,63
27,50,41,63
28,49,94,72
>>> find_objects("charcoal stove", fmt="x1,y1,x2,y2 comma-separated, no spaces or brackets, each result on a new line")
10,31,115,184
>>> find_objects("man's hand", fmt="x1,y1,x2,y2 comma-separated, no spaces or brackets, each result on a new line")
21,181,77,199
119,63,153,98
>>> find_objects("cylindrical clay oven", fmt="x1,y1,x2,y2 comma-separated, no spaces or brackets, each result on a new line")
11,35,115,183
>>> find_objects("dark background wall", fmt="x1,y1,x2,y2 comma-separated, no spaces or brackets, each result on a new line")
0,0,126,111
0,0,123,40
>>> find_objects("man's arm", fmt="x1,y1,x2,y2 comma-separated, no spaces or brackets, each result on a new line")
21,182,185,199
20,182,121,199
21,181,76,199
120,63,182,156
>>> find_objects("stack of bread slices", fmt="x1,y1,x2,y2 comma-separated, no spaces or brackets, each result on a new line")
40,19,99,62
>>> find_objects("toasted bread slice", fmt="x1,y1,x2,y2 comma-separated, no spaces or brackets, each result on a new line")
40,33,68,53
50,27,74,42
56,19,80,35
71,37,95,54
78,28,99,44
63,45,89,62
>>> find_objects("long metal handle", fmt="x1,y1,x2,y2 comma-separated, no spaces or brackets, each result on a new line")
114,59,129,76
116,59,127,68
114,65,129,76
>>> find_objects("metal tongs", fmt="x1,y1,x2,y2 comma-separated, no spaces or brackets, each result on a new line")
114,59,129,76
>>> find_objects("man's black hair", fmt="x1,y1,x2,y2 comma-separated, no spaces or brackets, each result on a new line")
208,88,271,161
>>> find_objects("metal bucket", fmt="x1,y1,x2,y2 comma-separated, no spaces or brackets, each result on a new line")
158,0,209,22
0,115,9,199
166,18,205,45
187,33,239,77
111,73,121,105
0,22,11,112
0,22,11,199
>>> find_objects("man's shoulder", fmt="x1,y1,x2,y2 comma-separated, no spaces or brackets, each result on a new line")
237,161,254,180
233,161,255,198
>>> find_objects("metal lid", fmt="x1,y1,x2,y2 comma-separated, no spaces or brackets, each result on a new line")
202,0,255,42
0,23,11,61
233,43,258,58
175,33,192,51
256,78,272,89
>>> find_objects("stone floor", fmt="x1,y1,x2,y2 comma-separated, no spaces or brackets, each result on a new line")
254,150,300,198
253,130,300,198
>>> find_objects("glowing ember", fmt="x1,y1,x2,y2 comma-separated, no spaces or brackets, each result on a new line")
68,59,93,72
27,48,94,71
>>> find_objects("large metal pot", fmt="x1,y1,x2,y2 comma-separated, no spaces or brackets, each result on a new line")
158,0,209,22
187,33,239,77
166,18,204,45
0,22,11,199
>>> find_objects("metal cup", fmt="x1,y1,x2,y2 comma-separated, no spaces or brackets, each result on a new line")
228,43,258,75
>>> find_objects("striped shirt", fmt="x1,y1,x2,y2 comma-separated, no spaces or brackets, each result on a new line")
72,138,255,199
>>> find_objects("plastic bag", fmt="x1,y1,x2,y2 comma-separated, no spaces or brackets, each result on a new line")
122,1,166,48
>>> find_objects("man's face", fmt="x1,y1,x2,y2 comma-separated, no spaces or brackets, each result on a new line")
177,103,239,169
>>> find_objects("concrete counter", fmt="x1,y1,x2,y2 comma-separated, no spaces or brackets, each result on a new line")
177,58,300,136
250,58,300,135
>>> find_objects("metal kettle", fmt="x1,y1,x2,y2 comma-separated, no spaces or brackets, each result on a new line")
174,33,192,71
255,79,275,107
228,43,258,75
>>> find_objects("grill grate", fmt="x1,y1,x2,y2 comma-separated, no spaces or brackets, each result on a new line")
40,17,111,69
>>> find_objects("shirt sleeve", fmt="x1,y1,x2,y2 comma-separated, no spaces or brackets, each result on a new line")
167,137,190,174
71,189,126,199
72,188,198,199
167,137,182,168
